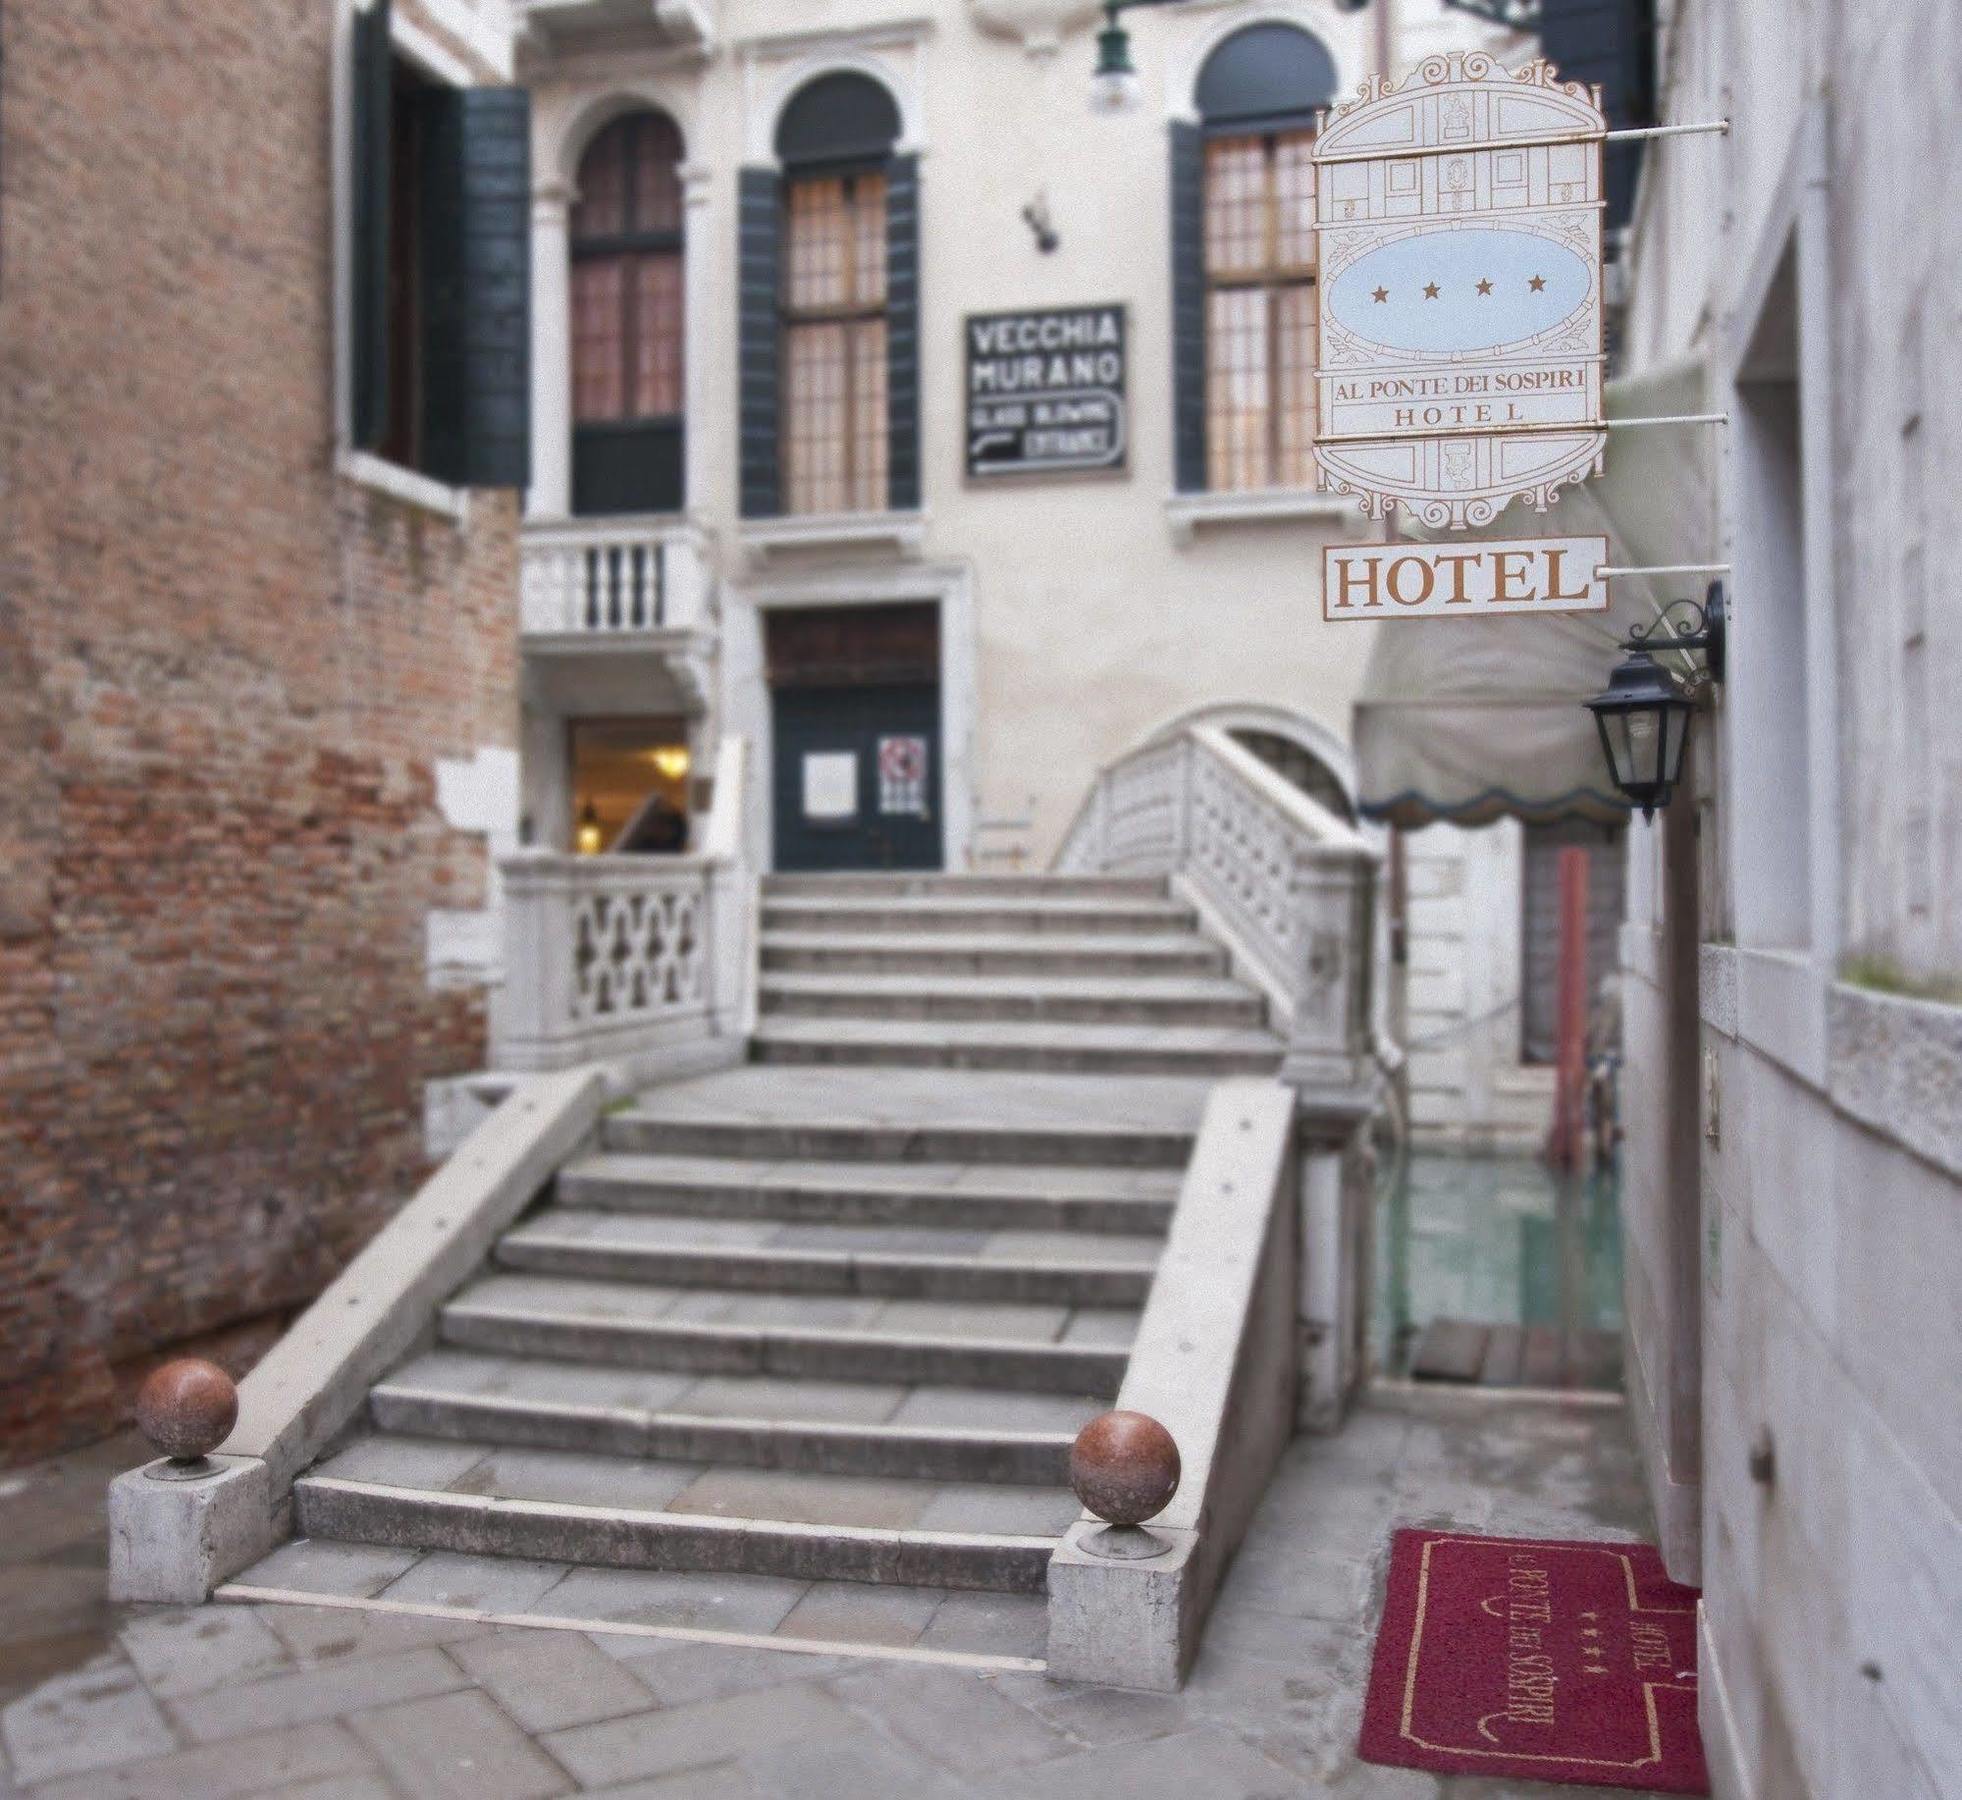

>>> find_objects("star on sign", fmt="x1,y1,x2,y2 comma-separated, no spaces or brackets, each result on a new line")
1423,282,1441,299
1529,274,1547,292
1372,286,1390,303
1476,278,1493,296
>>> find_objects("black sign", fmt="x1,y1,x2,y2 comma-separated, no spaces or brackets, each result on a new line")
965,304,1127,477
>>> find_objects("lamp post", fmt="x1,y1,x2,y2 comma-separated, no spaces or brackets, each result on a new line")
1583,582,1725,819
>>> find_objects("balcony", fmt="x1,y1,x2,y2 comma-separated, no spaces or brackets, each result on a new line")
521,517,714,713
514,0,714,55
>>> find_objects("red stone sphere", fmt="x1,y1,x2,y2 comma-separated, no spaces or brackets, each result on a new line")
1070,1410,1181,1527
135,1358,238,1462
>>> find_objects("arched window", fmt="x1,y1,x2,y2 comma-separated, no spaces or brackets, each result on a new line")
738,72,918,519
1172,24,1337,494
571,109,685,515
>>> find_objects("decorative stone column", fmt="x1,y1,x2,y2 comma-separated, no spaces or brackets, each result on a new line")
680,161,714,522
529,179,574,521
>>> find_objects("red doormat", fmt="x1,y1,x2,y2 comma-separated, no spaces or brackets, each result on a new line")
1360,1529,1709,1794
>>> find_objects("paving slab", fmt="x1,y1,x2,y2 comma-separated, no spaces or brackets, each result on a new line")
379,1552,572,1614
771,1580,946,1648
913,1589,1049,1660
617,1064,1215,1135
167,1645,466,1745
216,1538,418,1601
542,1565,810,1636
348,1689,571,1800
665,1467,936,1530
616,1641,865,1707
664,1373,909,1423
0,1653,178,1785
446,1446,707,1512
449,1630,657,1733
25,1720,377,1800
542,1681,859,1789
308,1436,490,1492
831,1661,1078,1776
116,1602,292,1699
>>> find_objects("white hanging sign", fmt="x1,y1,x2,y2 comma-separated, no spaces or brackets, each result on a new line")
1313,54,1607,529
1322,535,1609,621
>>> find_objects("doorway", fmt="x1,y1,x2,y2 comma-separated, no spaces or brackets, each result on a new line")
566,717,693,854
767,603,942,872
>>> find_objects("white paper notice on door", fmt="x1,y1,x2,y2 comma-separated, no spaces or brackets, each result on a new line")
802,752,857,820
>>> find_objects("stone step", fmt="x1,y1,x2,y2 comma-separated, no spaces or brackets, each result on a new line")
440,1277,1133,1395
764,873,1166,901
761,896,1196,938
368,1364,1088,1484
759,970,1266,1029
496,1214,1158,1306
293,1469,1062,1594
225,1537,1051,1663
751,1016,1282,1079
761,930,1228,979
601,1110,1197,1170
556,1153,1182,1235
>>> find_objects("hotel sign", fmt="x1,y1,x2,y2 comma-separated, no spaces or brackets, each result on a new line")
1323,536,1609,621
966,304,1127,477
1313,54,1607,529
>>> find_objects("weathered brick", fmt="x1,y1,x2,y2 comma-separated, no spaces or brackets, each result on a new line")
0,0,521,1462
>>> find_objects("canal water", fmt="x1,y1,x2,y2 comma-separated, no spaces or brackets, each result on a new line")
1374,1151,1625,1384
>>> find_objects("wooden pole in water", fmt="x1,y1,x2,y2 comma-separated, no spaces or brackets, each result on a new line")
1548,847,1591,1172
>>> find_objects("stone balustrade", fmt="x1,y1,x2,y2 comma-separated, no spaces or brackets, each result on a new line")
496,735,752,1073
519,519,710,640
1057,723,1380,1097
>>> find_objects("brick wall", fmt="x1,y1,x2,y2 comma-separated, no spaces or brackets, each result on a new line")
0,1,521,1461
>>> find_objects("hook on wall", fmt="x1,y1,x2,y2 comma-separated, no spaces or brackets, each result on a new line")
1022,192,1060,253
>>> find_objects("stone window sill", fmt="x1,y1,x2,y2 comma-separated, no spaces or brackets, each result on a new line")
1166,488,1356,545
738,509,926,562
339,449,471,525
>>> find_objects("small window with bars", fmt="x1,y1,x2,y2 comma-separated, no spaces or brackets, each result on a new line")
782,171,890,516
1203,129,1317,493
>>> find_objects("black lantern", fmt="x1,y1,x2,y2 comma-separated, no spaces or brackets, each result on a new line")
1583,583,1725,819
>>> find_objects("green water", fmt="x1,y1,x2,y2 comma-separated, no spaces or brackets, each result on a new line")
1374,1152,1625,1376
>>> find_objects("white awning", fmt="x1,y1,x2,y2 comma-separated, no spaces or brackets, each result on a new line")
1354,360,1717,828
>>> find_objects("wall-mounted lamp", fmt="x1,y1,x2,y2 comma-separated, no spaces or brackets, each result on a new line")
648,744,692,784
1090,0,1368,113
1583,582,1726,819
576,800,605,856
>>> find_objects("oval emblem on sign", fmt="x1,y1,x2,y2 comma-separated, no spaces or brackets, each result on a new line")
1327,229,1590,356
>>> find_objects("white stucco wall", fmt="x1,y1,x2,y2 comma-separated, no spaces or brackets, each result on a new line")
523,0,1525,868
1617,2,1962,1796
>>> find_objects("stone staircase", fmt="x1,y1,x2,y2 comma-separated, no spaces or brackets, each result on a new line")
243,877,1284,1657
753,874,1281,1077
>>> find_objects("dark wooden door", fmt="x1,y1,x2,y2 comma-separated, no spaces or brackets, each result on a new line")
772,683,941,872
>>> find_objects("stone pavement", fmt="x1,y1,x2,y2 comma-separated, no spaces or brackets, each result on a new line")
0,1390,1678,1799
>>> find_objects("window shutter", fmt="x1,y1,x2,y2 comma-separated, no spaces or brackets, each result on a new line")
350,0,393,451
885,154,921,513
1169,121,1207,494
738,167,783,519
420,86,533,488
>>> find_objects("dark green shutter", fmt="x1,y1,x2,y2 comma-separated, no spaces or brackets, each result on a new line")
885,154,921,512
738,168,783,519
350,0,393,450
420,87,532,488
1169,121,1207,494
